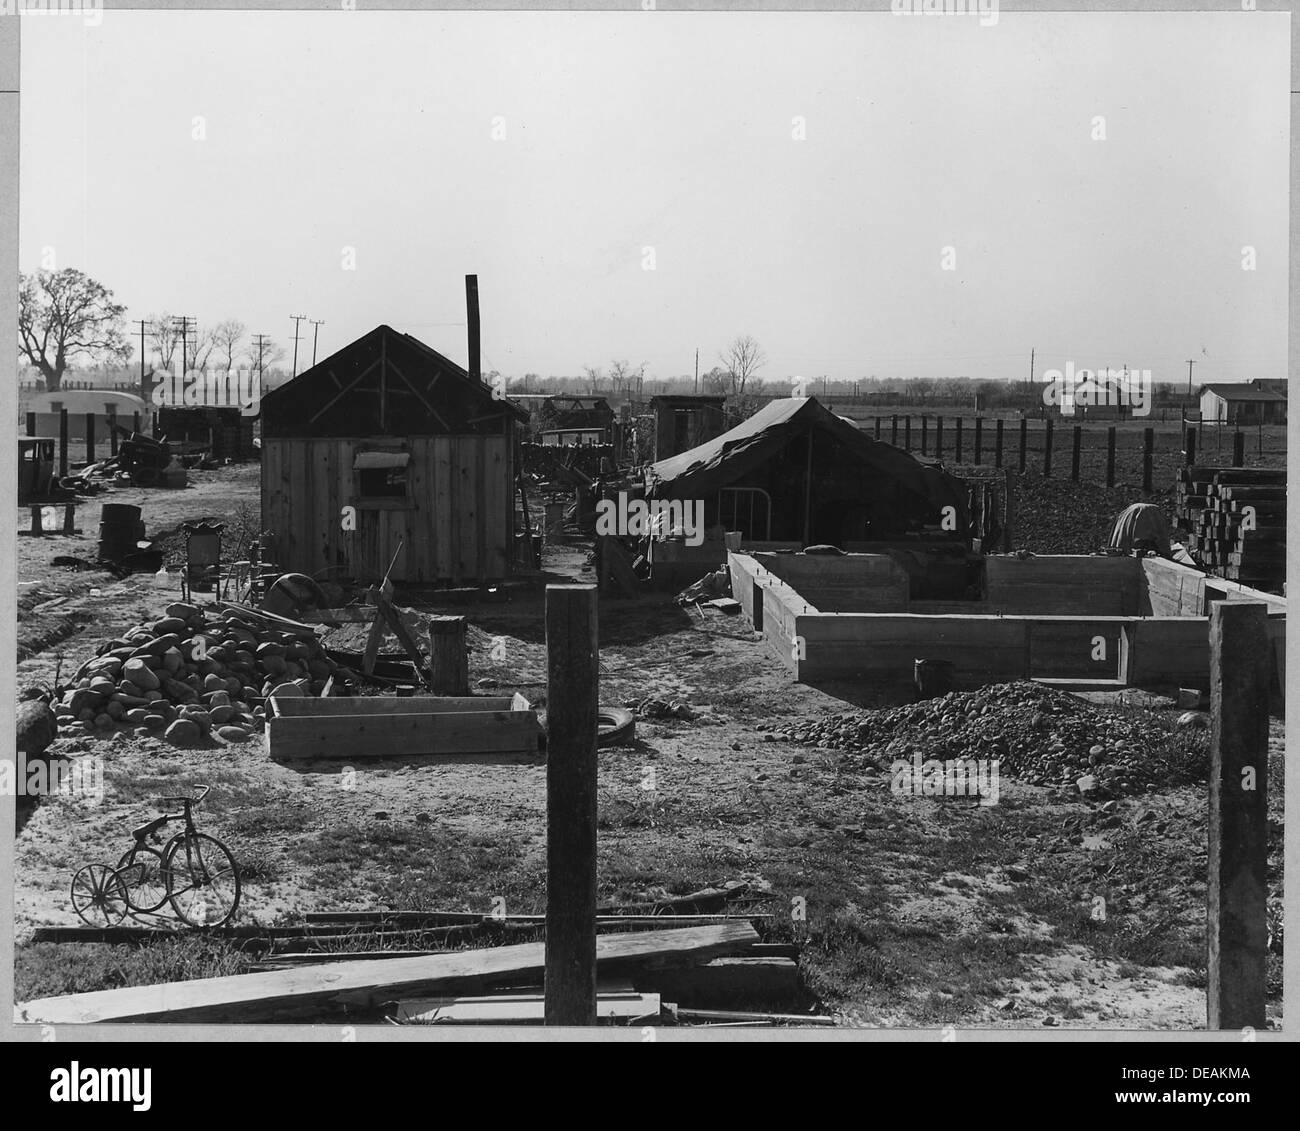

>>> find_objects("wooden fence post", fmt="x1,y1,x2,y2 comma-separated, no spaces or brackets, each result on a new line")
109,414,119,457
544,585,599,1026
1142,427,1154,494
85,413,95,464
1106,427,1116,488
890,415,898,446
133,411,141,436
921,415,928,455
1002,468,1014,551
874,417,881,440
973,418,982,465
954,418,963,463
58,409,68,477
1018,417,1027,472
427,615,469,696
25,412,35,437
1206,601,1269,1030
935,417,943,458
1185,424,1197,466
994,419,1003,468
1043,418,1053,477
1071,425,1081,481
1233,431,1245,466
903,416,911,452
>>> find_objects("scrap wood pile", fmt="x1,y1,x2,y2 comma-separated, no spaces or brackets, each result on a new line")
1174,466,1285,589
20,884,832,1026
780,681,1206,797
56,601,343,747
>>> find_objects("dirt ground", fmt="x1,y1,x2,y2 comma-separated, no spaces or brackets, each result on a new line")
12,464,1285,1029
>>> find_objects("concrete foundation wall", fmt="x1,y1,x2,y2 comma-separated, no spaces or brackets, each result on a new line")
984,555,1142,615
728,551,1285,692
751,552,910,612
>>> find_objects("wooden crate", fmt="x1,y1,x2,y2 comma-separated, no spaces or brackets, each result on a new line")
265,693,538,759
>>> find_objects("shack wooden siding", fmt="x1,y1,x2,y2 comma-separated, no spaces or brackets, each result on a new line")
261,435,510,584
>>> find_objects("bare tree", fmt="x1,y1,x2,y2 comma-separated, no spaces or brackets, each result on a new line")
186,325,218,373
245,336,286,378
582,365,603,394
19,268,131,391
701,365,731,395
146,312,182,374
608,359,647,398
212,319,246,372
719,335,766,395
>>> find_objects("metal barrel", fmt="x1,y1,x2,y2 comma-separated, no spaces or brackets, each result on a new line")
97,503,143,563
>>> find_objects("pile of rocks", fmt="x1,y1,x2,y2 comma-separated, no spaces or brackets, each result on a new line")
780,682,1198,796
57,602,340,747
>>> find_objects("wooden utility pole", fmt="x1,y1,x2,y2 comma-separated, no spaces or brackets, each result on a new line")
1105,426,1116,487
310,319,325,368
544,585,599,1026
1186,358,1196,399
465,276,481,383
1206,601,1269,1030
134,319,149,400
994,419,1003,468
1142,427,1154,493
290,314,308,378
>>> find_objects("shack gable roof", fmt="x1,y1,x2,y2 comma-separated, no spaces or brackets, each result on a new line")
259,325,527,438
1201,383,1287,402
645,396,968,519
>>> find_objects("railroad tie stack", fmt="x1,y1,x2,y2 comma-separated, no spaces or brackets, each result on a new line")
1175,466,1286,590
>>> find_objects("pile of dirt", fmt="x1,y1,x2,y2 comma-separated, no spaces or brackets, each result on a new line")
55,602,341,747
1008,473,1174,555
780,682,1205,796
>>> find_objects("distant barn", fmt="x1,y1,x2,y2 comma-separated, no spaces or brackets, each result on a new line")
258,324,527,585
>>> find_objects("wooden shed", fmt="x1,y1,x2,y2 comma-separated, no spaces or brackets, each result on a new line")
258,324,527,585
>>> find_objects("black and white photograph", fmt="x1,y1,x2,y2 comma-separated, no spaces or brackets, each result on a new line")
1,0,1294,1069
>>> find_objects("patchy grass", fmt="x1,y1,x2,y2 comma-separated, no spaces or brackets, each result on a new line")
16,937,253,1002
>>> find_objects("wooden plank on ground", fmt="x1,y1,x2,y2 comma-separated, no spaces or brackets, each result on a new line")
391,990,660,1024
17,923,760,1024
270,695,520,717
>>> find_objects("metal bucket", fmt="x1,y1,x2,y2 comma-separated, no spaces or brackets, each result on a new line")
97,503,143,564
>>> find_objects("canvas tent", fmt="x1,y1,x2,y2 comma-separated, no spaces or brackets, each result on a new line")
644,396,970,547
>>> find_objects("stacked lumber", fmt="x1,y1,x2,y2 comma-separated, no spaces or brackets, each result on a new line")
1174,467,1285,590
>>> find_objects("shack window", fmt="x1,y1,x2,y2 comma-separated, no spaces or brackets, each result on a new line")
354,450,410,498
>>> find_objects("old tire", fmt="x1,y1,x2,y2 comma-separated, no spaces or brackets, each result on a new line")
597,707,635,748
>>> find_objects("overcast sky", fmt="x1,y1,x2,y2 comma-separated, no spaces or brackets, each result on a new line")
19,9,1290,386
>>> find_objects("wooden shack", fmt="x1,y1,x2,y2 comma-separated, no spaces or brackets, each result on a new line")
258,324,527,585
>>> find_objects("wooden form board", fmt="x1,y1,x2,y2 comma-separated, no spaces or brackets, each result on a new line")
16,923,760,1024
265,693,537,759
260,434,510,584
